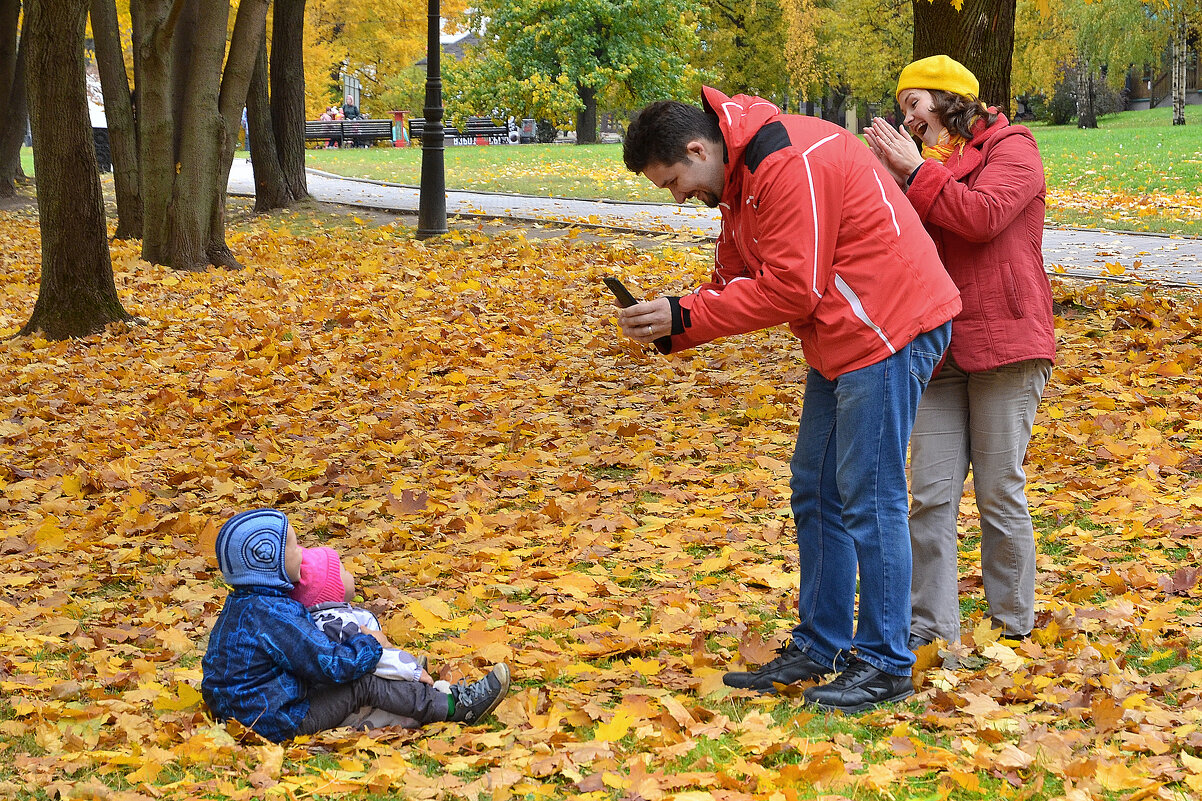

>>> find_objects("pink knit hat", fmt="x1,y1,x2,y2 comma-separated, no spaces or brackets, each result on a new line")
290,546,345,607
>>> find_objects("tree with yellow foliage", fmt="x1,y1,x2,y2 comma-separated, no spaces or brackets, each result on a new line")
1013,0,1162,126
696,0,790,104
815,0,912,109
303,0,467,118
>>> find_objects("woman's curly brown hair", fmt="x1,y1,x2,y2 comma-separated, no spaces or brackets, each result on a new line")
928,90,999,138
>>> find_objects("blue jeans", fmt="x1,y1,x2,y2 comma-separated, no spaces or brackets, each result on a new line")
789,322,951,676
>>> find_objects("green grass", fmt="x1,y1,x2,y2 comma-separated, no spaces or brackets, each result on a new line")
1030,107,1202,234
589,465,639,481
305,142,665,201
1125,642,1201,673
304,107,1202,235
21,105,1202,235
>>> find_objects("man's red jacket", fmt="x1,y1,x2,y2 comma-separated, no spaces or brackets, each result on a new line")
663,87,961,380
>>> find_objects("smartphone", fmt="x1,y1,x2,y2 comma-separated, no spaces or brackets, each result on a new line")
604,275,671,354
603,276,639,308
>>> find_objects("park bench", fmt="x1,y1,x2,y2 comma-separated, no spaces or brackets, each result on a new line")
409,117,516,146
304,118,394,147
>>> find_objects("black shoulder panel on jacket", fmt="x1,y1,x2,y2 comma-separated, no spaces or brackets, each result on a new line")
744,121,791,174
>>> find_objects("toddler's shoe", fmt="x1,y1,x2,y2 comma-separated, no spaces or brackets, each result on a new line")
449,664,510,723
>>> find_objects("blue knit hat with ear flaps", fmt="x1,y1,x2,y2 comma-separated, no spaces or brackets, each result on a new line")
216,509,294,592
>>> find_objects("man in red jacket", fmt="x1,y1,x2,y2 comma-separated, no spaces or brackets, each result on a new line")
618,88,961,712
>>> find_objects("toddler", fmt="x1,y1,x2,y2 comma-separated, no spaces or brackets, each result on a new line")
291,545,455,708
200,509,510,742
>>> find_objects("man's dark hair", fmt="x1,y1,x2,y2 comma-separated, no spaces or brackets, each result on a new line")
623,100,723,173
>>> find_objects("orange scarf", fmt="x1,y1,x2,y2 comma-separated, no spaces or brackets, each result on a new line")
921,128,967,163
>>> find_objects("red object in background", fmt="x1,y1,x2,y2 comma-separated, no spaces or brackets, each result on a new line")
391,110,411,147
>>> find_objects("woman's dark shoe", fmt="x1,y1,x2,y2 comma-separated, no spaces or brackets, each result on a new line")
907,634,932,651
803,657,913,712
909,633,959,668
722,641,832,693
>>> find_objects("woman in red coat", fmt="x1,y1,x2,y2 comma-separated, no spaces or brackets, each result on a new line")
863,56,1055,649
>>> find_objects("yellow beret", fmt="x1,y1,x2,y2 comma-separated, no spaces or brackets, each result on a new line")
896,55,979,101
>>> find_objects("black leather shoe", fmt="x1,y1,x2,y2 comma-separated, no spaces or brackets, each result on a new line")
722,641,832,692
803,657,913,712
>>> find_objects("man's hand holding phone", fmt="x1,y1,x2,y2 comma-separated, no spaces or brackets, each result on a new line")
617,297,672,345
604,276,673,349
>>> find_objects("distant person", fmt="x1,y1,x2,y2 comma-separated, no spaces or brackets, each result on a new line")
240,106,251,160
863,56,1055,651
201,509,511,742
332,106,345,146
320,107,337,148
617,88,960,713
342,95,364,146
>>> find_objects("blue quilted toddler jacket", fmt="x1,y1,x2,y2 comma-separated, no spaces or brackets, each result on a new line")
200,509,384,742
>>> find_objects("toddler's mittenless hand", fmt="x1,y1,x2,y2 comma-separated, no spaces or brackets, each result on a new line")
365,628,392,647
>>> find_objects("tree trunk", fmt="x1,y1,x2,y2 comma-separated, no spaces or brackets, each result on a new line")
135,0,267,270
171,0,224,270
1076,58,1096,129
270,0,308,201
912,0,1015,118
169,0,196,153
576,82,597,144
0,2,16,119
823,87,849,123
91,0,143,239
1172,15,1187,126
134,0,178,265
249,20,294,213
21,0,131,339
206,0,270,266
0,1,29,197
129,0,141,113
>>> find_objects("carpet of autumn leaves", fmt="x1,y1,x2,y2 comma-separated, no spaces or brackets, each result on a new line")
2,208,1202,801
1046,189,1202,231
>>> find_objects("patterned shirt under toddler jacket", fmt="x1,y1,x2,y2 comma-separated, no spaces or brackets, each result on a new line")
200,509,384,742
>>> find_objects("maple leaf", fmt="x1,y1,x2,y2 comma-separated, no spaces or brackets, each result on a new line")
734,631,781,666
1096,761,1151,791
386,489,429,515
153,682,203,712
1159,566,1202,596
594,709,635,742
692,668,729,698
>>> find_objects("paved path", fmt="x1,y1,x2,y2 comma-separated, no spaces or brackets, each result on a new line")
228,161,1202,286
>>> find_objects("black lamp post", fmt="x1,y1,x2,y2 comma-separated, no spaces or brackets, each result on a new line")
416,0,447,238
